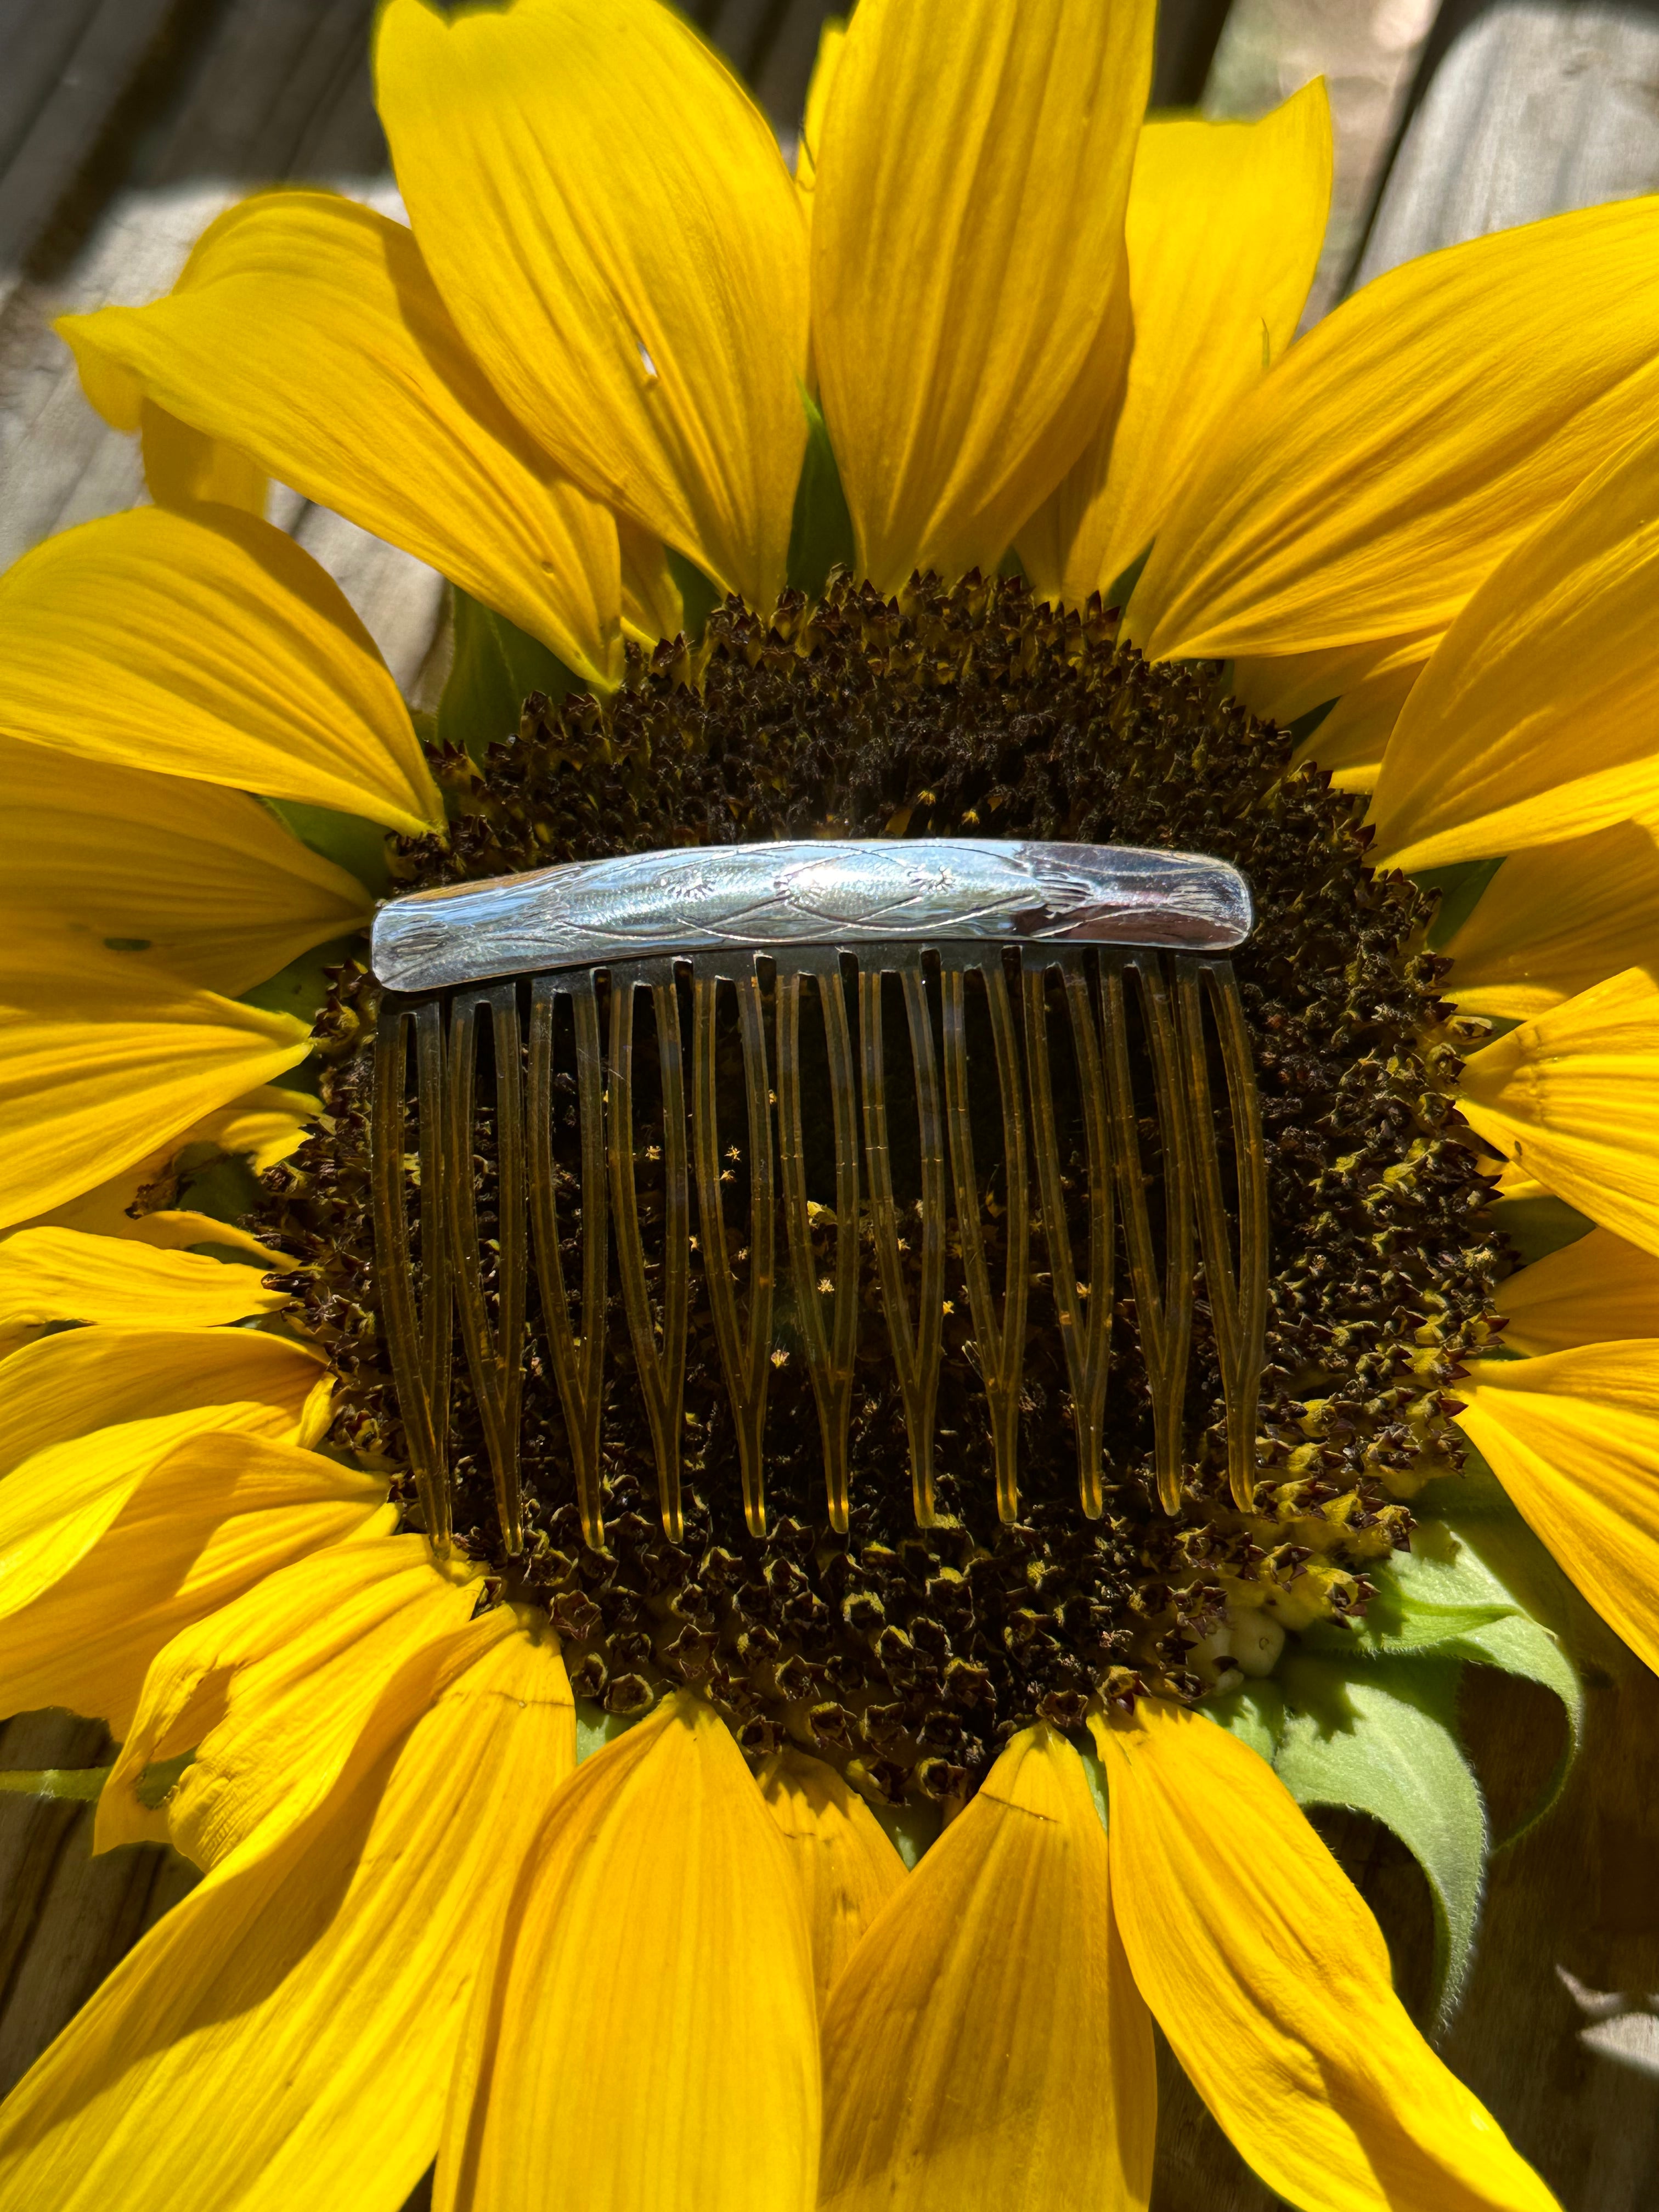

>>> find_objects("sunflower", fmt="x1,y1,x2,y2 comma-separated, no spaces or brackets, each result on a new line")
1,0,1657,2204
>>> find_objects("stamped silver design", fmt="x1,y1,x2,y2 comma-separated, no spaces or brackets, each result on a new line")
370,838,1252,992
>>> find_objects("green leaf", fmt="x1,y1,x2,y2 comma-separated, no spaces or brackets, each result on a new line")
574,1696,646,1765
1204,1679,1286,1765
785,386,855,602
0,1766,110,1803
437,587,578,764
1277,1654,1486,2032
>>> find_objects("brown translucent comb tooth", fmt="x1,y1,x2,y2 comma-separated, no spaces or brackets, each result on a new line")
860,955,947,1527
368,842,1267,1554
942,953,1030,1526
1101,951,1197,1517
1024,953,1116,1521
370,997,453,1552
444,983,528,1556
691,957,777,1541
527,973,609,1553
1176,957,1269,1513
776,957,860,1536
607,966,690,1545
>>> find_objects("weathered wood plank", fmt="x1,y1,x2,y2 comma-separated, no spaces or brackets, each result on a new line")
138,0,386,189
0,1710,196,2101
1203,0,1440,320
0,0,182,278
1353,0,1659,283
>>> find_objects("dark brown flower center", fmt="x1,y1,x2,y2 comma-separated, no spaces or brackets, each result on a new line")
259,572,1501,1805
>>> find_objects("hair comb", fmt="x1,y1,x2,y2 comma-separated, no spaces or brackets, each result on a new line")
368,840,1267,1558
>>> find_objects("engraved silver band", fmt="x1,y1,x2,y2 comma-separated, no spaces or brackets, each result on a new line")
370,838,1253,994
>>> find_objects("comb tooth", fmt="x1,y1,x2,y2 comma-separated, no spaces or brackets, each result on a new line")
1101,951,1195,1516
371,999,454,1551
608,969,689,1544
1024,955,1116,1520
943,956,1030,1525
444,984,528,1554
777,960,860,1534
1176,958,1268,1512
692,961,777,1540
860,958,946,1526
527,974,610,1552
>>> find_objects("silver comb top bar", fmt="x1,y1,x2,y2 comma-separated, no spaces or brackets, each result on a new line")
371,839,1252,992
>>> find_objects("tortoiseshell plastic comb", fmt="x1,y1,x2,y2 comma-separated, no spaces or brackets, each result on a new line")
369,840,1267,1556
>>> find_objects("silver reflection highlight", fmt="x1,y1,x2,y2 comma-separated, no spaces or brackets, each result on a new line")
370,838,1252,992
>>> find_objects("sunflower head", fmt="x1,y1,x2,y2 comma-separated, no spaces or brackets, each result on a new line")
253,569,1497,1806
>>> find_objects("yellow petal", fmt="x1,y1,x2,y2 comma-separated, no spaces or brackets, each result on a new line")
758,1746,906,2012
0,1411,298,1625
1458,968,1659,1257
61,193,625,690
0,731,369,997
819,1724,1154,2212
139,400,266,517
0,1432,385,1736
13,1139,294,1251
0,1619,573,2212
0,1321,327,1479
1023,84,1332,608
1441,822,1659,1020
195,1084,315,1173
0,1227,283,1332
101,1532,482,1865
813,0,1154,592
1297,651,1430,794
1127,195,1659,663
1368,414,1659,870
1093,1700,1559,2212
437,1692,818,2212
1500,1227,1659,1356
0,505,442,833
375,0,808,611
795,16,848,196
15,1201,269,1260
0,943,311,1231
1457,1343,1659,1677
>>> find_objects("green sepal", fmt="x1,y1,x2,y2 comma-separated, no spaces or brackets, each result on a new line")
136,1750,196,1809
1413,1469,1587,1839
665,548,723,640
1414,856,1504,949
1437,1611,1583,1843
262,798,392,897
1103,545,1150,616
239,934,362,1026
1489,1190,1594,1263
868,1796,941,1871
0,1766,111,1803
1301,1519,1520,1658
574,1696,647,1764
437,588,578,764
1204,1680,1286,1765
1307,1508,1583,1842
785,386,855,603
1276,1652,1486,2033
